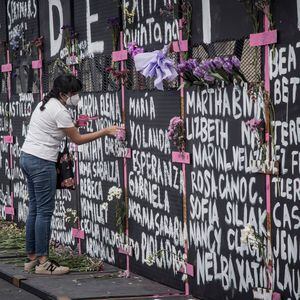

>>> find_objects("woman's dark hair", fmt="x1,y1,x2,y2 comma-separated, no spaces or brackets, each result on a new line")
40,74,83,111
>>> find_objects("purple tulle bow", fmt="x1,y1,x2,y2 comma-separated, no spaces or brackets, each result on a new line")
134,46,178,90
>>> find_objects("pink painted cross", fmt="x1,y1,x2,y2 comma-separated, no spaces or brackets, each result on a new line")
5,206,14,215
172,151,190,164
112,49,128,62
71,228,85,240
3,135,13,144
32,59,43,69
179,263,194,277
118,244,133,256
250,29,277,47
1,63,12,73
124,148,131,158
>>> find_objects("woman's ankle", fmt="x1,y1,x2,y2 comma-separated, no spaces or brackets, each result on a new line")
28,254,37,261
38,256,48,264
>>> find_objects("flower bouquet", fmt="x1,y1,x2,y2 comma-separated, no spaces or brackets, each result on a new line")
246,118,265,146
177,56,246,87
114,125,128,157
241,224,281,300
64,208,79,227
145,250,189,282
102,186,125,234
167,116,185,152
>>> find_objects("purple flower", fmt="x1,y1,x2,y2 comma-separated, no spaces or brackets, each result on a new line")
170,116,183,127
231,56,241,68
213,57,224,69
202,59,216,71
167,129,174,139
128,42,144,57
177,59,198,73
115,128,126,141
246,118,264,131
222,60,233,74
168,116,185,151
204,73,215,82
200,61,212,72
177,63,188,73
193,66,205,78
187,59,198,69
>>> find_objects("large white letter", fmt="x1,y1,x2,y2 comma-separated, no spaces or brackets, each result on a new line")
202,0,211,44
297,0,300,30
49,0,63,57
86,0,104,53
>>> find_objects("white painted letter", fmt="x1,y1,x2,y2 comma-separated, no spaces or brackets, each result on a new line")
86,0,104,53
49,0,63,57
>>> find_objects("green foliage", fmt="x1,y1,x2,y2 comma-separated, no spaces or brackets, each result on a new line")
0,221,26,254
49,243,104,272
0,220,103,272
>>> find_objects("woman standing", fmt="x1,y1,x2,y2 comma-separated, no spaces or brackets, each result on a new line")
20,74,121,275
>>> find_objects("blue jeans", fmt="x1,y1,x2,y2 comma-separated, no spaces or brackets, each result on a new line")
20,152,57,257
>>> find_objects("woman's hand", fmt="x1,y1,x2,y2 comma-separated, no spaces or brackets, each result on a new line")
105,125,124,137
62,124,125,145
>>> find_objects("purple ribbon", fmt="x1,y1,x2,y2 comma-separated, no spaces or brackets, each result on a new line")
134,46,178,90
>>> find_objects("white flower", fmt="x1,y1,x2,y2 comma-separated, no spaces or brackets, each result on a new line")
241,224,255,245
102,202,108,210
175,259,183,272
107,195,113,202
241,229,248,244
145,256,155,266
182,274,188,282
109,186,117,194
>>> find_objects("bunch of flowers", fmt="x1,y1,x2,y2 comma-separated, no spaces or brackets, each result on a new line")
241,224,266,257
246,118,265,145
53,58,72,75
9,27,24,51
49,241,104,272
113,125,128,157
101,186,125,234
127,42,144,57
247,81,263,102
180,1,193,39
167,116,185,152
106,67,129,84
145,250,188,282
0,221,25,253
107,186,122,202
60,25,80,64
113,186,126,234
255,0,274,29
115,127,126,141
177,56,245,87
64,208,79,227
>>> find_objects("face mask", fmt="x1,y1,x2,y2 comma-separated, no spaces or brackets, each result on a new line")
66,94,80,106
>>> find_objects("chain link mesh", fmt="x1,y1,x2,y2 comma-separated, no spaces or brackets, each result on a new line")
39,39,261,93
